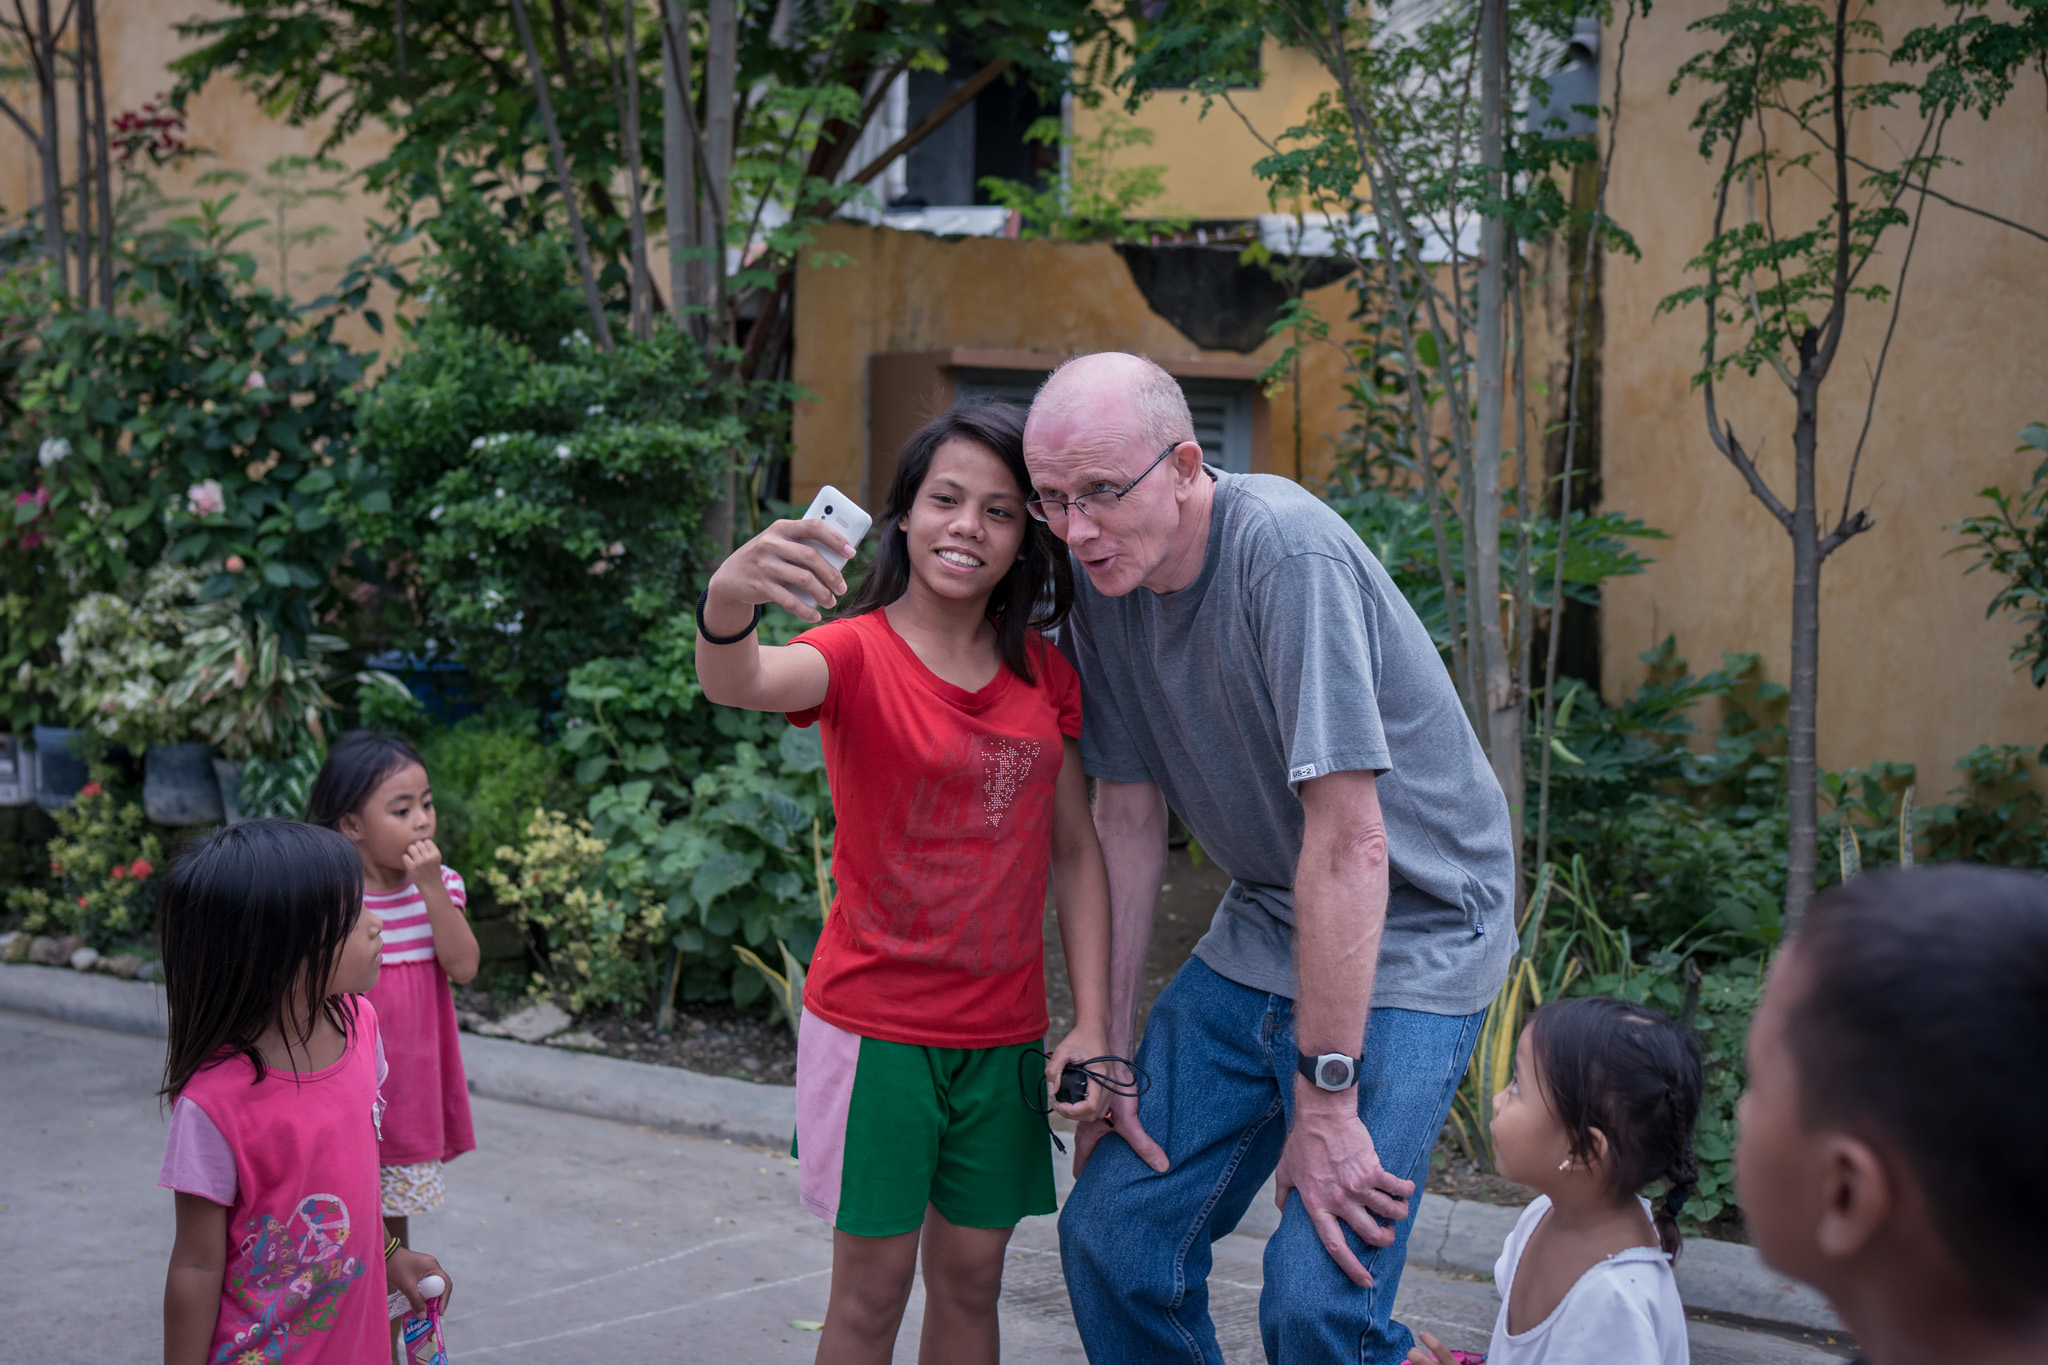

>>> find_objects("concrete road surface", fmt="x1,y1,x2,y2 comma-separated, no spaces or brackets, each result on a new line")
0,1008,1849,1363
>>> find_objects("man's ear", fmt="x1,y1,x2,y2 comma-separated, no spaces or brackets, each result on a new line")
1814,1134,1892,1261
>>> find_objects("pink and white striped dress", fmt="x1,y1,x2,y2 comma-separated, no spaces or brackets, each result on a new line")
362,866,476,1177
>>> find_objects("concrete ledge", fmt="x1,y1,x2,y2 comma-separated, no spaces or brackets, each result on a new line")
0,962,166,1037
459,1032,796,1149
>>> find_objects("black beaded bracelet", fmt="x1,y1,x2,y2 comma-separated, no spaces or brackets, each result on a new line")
696,589,763,645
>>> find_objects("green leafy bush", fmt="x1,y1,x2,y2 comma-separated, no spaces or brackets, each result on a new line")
488,807,663,1014
357,317,742,702
2,210,390,710
558,611,833,1009
6,769,164,951
416,710,571,898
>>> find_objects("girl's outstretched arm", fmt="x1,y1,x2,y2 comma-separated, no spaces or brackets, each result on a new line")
695,519,844,713
1046,738,1113,1124
165,1192,227,1365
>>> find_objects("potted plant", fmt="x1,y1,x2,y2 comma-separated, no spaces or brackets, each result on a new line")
166,600,410,821
32,564,222,823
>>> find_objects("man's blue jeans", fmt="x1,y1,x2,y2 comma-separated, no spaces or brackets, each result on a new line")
1058,957,1485,1364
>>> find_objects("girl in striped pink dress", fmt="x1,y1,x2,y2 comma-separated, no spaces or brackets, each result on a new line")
310,731,480,1258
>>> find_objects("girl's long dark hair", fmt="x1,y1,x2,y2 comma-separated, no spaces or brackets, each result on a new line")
307,730,426,829
1528,995,1704,1260
841,402,1073,683
158,819,366,1098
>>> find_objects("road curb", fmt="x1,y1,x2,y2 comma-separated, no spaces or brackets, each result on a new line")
0,962,167,1036
458,1032,795,1149
0,962,1840,1335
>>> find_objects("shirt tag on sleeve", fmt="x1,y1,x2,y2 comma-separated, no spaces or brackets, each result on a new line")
1289,763,1318,783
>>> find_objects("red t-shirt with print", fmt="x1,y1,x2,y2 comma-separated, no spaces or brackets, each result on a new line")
788,608,1082,1048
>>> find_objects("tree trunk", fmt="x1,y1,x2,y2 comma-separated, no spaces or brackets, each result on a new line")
34,0,65,286
1473,0,1519,825
661,0,699,337
82,0,113,308
700,0,737,554
73,35,93,302
510,0,616,351
616,0,654,341
1785,365,1823,929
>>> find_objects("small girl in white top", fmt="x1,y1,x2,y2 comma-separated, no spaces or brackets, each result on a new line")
1409,996,1704,1365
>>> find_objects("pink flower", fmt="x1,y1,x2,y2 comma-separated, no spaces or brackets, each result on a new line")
186,480,226,518
109,865,126,880
129,859,153,879
77,896,88,908
79,781,102,798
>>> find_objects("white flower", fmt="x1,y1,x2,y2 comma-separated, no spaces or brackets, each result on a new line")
428,504,444,521
38,437,70,467
245,370,267,390
585,403,605,417
471,436,488,450
494,487,506,498
185,480,226,518
607,540,625,557
563,329,591,348
554,443,572,460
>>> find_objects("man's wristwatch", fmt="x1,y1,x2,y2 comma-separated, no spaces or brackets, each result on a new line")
1297,1050,1364,1092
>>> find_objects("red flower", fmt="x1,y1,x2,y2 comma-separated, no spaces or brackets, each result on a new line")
77,896,88,908
49,862,63,876
129,859,153,879
109,865,126,880
79,781,103,798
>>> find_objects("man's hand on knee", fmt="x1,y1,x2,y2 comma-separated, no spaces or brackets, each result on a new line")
1274,1092,1414,1287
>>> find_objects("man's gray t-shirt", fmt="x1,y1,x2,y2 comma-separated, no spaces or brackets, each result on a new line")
1058,471,1517,1016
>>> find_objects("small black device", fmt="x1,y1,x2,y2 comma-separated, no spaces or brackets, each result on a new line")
1055,1065,1090,1106
1018,1049,1152,1154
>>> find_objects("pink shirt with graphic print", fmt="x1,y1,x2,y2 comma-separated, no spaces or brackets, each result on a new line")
158,1001,389,1363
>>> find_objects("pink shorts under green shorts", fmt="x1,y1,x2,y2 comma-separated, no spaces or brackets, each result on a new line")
794,1010,1056,1238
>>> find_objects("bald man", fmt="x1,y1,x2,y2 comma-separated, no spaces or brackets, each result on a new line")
1024,353,1515,1363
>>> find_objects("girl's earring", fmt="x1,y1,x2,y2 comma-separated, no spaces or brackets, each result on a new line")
1557,1157,1572,1172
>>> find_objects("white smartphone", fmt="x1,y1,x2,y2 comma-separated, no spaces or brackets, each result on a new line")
792,484,873,609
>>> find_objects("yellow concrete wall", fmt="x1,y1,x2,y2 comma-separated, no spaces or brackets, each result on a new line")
2,0,398,356
789,221,1361,502
1071,38,1340,220
1598,0,2048,789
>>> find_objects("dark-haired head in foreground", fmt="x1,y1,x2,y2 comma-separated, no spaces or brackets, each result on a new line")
1737,864,2048,1361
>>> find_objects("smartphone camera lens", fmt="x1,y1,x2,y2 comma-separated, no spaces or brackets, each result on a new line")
824,505,834,515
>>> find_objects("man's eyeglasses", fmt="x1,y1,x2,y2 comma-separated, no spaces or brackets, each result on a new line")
1026,443,1181,524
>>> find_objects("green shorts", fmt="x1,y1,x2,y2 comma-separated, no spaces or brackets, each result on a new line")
793,1010,1056,1237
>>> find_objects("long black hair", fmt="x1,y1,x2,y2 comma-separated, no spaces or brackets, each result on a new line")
1791,865,2048,1312
307,730,427,830
1528,995,1704,1260
840,402,1074,683
157,819,366,1098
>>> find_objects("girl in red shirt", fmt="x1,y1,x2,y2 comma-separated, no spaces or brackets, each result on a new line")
698,403,1112,1365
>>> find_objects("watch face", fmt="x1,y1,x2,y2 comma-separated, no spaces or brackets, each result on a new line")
1317,1056,1351,1089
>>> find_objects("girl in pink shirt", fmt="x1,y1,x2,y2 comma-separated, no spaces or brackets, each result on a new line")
158,818,452,1364
308,732,480,1259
